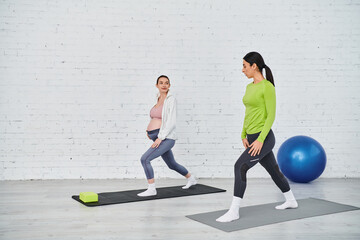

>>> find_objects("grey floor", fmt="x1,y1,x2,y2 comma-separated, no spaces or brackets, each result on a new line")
0,178,359,240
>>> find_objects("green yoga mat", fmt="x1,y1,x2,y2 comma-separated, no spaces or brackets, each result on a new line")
186,198,359,232
72,184,226,207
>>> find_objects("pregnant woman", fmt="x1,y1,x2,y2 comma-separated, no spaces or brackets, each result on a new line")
137,75,197,197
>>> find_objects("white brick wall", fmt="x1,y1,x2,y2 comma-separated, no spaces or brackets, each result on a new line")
1,0,359,180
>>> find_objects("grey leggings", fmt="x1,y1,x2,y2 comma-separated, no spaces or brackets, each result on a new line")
140,129,189,179
234,130,290,198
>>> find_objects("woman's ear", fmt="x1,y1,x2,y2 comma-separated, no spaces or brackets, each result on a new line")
252,63,258,70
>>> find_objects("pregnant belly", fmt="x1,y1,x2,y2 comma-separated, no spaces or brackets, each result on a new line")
147,118,162,131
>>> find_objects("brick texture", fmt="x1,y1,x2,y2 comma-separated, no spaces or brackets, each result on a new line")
0,0,359,179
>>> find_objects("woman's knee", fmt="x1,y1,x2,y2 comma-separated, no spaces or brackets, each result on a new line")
140,155,149,166
234,155,247,169
165,160,179,170
239,164,250,181
167,164,176,170
234,161,250,181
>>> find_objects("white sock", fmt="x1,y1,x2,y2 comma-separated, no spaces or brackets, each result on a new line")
182,175,197,189
148,183,156,190
275,190,298,210
216,196,242,222
137,183,157,197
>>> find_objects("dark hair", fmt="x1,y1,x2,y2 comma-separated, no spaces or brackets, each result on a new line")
156,75,170,84
243,52,274,86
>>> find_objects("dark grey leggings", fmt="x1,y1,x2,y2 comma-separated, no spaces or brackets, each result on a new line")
234,130,290,198
141,129,188,179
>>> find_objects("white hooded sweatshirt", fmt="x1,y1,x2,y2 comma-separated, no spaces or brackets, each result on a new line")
154,90,177,140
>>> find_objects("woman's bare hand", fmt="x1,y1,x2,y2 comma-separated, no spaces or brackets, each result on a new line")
151,138,162,148
248,140,263,156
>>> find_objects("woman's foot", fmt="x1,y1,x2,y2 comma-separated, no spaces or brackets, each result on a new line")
137,188,157,197
275,200,298,210
137,183,157,197
276,190,298,209
182,175,197,189
216,210,239,222
216,196,242,222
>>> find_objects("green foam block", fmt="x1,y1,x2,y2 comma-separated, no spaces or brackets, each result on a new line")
79,192,98,203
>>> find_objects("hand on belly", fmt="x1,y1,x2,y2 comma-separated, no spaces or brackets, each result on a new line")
147,118,162,131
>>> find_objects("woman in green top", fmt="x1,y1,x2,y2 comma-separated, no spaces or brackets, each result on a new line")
216,52,298,223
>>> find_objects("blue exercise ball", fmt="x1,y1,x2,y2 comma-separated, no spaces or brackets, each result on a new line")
277,136,326,183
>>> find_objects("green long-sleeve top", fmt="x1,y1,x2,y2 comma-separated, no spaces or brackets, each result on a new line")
241,79,276,143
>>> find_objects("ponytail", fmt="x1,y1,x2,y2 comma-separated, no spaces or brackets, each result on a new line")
263,65,274,87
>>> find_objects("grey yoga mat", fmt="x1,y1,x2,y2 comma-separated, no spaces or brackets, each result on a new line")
186,198,360,232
